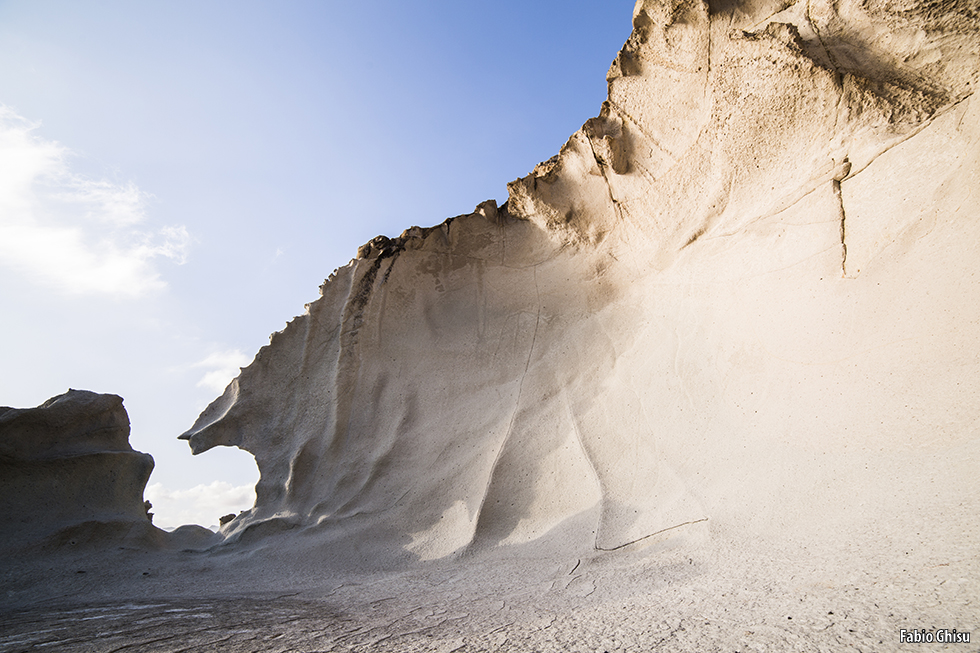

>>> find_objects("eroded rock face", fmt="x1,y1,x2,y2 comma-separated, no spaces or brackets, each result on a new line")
182,0,980,567
0,390,161,551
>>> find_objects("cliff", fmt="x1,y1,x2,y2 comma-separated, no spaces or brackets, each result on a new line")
181,0,980,570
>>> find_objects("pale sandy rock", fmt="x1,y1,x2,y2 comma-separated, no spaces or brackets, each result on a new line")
0,390,221,554
2,1,979,648
0,390,161,551
181,0,980,578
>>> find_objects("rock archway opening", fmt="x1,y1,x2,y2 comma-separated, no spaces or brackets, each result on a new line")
144,446,259,532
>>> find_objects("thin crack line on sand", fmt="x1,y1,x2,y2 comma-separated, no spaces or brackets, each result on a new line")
595,518,709,552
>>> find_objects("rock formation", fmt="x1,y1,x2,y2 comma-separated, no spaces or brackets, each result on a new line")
0,390,160,551
0,390,219,554
181,0,980,570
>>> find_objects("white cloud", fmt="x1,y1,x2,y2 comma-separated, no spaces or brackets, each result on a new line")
145,480,256,530
193,349,251,393
0,105,190,297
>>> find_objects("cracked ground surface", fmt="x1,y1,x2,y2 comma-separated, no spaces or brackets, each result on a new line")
3,528,976,652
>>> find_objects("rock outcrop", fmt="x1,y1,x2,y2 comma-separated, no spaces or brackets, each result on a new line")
0,390,161,551
182,0,980,568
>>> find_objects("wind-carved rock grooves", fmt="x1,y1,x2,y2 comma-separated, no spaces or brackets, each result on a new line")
468,264,543,552
176,0,980,567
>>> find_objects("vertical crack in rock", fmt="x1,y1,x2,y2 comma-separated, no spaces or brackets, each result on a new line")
834,178,849,278
705,12,711,82
805,0,842,78
586,126,624,222
831,157,852,278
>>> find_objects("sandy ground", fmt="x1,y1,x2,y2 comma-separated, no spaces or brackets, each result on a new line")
2,521,977,652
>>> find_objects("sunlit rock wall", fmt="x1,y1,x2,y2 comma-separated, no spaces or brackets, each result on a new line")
183,0,980,566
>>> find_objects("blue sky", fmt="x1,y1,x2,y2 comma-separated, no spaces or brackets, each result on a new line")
0,1,635,528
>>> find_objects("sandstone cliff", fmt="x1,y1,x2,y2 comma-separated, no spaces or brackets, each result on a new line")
0,390,221,555
0,390,160,551
181,0,980,569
